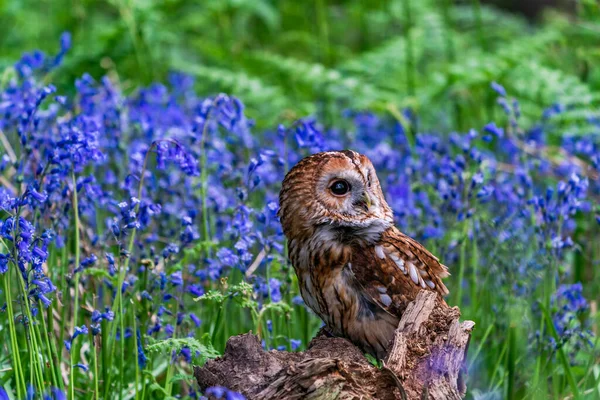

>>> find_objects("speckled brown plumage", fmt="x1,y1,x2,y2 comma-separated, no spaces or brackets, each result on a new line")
278,150,449,358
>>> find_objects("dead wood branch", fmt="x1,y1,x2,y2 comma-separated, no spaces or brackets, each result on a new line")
195,291,474,400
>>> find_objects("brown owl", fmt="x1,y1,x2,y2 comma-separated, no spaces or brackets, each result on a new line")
278,150,450,359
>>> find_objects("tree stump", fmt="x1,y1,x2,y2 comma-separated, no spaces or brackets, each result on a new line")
194,291,475,399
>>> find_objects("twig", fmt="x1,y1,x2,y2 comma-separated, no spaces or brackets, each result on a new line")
0,175,17,194
245,246,269,278
0,129,17,163
507,129,599,181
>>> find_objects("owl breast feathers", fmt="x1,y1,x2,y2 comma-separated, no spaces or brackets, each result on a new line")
278,150,449,359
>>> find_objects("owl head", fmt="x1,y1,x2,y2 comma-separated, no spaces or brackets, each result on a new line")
279,150,393,243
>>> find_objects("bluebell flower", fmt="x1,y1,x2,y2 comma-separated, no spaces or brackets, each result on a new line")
205,386,246,400
26,185,47,204
74,254,97,273
137,329,148,367
74,363,88,372
483,122,504,138
216,247,239,268
190,313,202,328
116,328,133,340
64,325,88,352
491,82,507,97
91,324,101,336
180,347,192,363
188,284,204,297
0,254,9,274
165,324,174,338
170,271,183,286
91,307,114,323
106,253,116,276
292,296,304,306
26,385,35,400
293,119,325,152
44,388,67,400
546,283,593,356
141,291,153,301
269,278,282,303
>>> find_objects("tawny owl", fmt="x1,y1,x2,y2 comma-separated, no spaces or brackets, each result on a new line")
278,150,450,359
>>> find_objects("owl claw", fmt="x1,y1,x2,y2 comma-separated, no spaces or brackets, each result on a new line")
316,325,336,338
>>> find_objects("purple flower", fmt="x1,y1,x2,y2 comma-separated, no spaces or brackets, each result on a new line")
491,82,507,97
42,388,67,400
205,386,246,400
91,308,114,323
64,325,89,352
74,363,88,372
137,329,148,367
483,122,504,138
190,313,202,328
0,254,9,274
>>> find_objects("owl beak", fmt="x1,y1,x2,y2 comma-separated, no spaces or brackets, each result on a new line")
358,192,372,211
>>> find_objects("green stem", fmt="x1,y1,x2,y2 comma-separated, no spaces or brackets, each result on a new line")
211,304,224,346
90,302,99,399
200,121,211,258
47,303,64,391
59,248,68,358
70,171,82,400
132,304,140,400
453,220,469,307
2,272,26,398
541,302,580,397
37,300,58,388
101,320,109,397
386,105,415,150
506,324,516,399
164,361,175,396
469,226,479,312
467,323,494,370
119,306,125,396
6,209,46,394
16,264,45,393
106,140,159,397
488,338,508,391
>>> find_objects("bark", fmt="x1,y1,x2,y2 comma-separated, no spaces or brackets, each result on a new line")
195,291,475,399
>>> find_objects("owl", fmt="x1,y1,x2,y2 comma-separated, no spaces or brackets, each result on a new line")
278,150,450,359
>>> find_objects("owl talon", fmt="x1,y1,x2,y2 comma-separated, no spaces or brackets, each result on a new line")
323,327,335,337
382,360,408,400
316,326,336,338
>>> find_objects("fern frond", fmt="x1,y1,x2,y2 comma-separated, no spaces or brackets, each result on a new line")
145,335,221,363
245,51,396,109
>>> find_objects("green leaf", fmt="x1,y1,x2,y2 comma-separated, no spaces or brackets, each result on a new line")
145,335,221,363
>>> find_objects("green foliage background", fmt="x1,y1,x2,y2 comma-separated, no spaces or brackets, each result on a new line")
2,0,600,133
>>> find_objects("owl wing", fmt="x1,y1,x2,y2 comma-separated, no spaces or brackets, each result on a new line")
347,226,450,317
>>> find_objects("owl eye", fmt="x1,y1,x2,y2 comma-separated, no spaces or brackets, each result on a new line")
330,180,351,196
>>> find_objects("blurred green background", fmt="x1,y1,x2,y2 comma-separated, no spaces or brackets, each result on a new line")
1,0,599,131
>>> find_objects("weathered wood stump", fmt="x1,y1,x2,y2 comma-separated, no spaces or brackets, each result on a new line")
195,291,475,399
